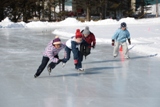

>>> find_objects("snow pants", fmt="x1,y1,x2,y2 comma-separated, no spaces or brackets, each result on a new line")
113,41,129,58
80,43,91,61
35,55,59,76
63,46,82,69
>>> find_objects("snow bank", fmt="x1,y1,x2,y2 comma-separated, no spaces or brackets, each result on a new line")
0,17,26,28
1,17,160,57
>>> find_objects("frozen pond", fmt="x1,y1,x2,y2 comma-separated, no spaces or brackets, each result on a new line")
0,28,160,107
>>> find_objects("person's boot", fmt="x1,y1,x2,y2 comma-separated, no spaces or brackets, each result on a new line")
77,68,84,71
47,65,52,75
34,74,38,78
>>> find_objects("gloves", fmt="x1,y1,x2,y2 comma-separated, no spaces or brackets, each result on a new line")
128,39,131,45
112,39,115,46
57,59,62,64
92,45,95,49
74,59,78,64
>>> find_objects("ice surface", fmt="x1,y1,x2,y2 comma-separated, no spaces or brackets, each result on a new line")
0,28,160,107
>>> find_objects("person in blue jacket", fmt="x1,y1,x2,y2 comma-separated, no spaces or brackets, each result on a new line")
62,29,84,71
111,22,131,59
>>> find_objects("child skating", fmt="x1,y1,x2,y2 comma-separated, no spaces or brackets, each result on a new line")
62,29,84,71
80,26,96,60
111,22,131,59
34,36,65,78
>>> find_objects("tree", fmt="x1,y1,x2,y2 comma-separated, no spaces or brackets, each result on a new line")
156,0,159,17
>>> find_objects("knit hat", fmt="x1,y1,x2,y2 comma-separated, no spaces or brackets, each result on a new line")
52,36,61,45
83,26,90,36
75,29,82,38
121,22,127,28
85,26,89,30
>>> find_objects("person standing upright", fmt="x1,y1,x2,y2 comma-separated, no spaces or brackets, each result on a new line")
112,22,131,59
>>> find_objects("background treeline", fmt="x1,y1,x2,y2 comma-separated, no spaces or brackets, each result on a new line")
0,0,158,22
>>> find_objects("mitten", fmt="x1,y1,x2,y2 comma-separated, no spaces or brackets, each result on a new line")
92,45,95,49
128,39,131,45
74,59,78,64
112,39,115,46
57,59,62,64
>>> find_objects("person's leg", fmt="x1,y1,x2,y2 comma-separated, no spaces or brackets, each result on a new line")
75,51,83,70
122,42,129,58
47,54,59,75
85,46,91,56
80,44,85,61
113,41,120,57
35,56,49,77
47,62,57,75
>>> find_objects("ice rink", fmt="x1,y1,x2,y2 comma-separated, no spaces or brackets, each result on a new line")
0,28,160,107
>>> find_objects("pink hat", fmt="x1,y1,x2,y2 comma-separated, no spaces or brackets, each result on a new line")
75,29,82,38
52,36,61,45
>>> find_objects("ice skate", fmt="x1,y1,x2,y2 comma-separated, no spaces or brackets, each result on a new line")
34,74,38,78
47,65,52,75
125,56,130,59
77,68,85,72
62,62,66,67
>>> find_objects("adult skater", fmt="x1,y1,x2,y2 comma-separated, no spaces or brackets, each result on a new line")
80,26,96,60
111,22,131,59
34,36,65,78
62,29,84,71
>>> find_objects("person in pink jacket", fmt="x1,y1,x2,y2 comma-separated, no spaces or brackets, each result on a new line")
34,36,65,78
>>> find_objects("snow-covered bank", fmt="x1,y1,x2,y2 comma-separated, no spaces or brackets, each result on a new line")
0,17,160,57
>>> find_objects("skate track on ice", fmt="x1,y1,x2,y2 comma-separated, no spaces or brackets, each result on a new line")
0,29,160,107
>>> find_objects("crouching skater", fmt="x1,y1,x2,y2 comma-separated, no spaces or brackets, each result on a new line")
34,36,65,78
62,29,84,71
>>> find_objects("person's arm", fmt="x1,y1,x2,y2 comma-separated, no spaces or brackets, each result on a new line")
46,47,58,63
91,33,96,48
71,41,79,60
126,30,131,45
111,29,119,46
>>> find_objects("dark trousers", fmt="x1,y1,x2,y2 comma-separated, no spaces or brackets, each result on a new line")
80,43,91,61
35,55,59,76
63,46,82,69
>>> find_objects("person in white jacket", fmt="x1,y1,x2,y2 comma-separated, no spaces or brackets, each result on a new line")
62,29,84,71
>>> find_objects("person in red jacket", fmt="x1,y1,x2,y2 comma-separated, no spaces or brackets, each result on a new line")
80,26,96,60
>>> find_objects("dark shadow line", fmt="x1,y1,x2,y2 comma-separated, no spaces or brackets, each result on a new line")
39,66,121,78
83,54,158,64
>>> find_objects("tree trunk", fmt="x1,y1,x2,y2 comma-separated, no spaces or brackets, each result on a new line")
141,0,144,17
41,0,45,20
86,6,90,21
62,0,65,11
0,8,4,21
156,0,159,17
48,1,52,21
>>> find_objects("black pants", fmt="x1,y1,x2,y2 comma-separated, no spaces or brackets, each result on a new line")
35,55,59,76
80,43,91,61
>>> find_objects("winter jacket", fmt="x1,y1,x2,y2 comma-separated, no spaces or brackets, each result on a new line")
112,28,130,43
81,30,96,47
43,40,66,63
82,31,96,47
66,37,80,60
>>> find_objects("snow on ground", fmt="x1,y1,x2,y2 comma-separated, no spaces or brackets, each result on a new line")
0,17,160,57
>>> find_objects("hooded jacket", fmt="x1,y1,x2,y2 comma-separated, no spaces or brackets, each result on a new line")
43,40,66,63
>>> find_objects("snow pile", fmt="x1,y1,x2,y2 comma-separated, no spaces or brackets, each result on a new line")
56,18,83,26
119,17,138,24
26,21,50,28
0,17,160,57
84,18,118,25
0,17,25,28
